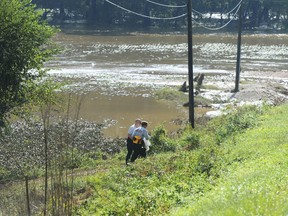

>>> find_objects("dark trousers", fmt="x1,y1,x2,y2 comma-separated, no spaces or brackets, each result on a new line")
131,141,146,162
126,138,133,164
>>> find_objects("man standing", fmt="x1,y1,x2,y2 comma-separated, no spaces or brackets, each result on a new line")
130,121,150,163
126,118,142,165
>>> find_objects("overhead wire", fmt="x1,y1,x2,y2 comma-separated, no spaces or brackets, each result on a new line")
192,3,242,31
225,0,243,15
146,0,243,17
105,0,243,30
105,0,187,20
192,0,243,17
146,0,186,8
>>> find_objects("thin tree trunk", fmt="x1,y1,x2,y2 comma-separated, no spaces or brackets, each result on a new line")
42,105,50,216
25,176,31,216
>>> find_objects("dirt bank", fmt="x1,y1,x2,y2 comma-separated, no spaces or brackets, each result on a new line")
196,70,288,117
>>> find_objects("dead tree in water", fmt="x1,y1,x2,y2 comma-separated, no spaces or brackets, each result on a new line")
179,74,205,94
179,81,188,92
194,73,205,95
181,73,205,107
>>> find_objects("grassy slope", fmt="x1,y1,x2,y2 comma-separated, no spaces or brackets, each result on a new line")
173,104,288,215
74,104,288,215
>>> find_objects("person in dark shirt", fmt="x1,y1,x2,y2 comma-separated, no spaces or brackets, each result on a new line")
130,121,150,163
126,118,141,165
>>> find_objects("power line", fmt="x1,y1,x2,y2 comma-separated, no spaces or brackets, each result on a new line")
225,0,243,15
106,0,243,31
146,0,186,8
105,0,187,20
191,8,206,17
146,0,243,17
192,0,243,16
192,3,242,31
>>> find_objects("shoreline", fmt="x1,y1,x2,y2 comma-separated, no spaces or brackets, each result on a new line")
56,68,288,137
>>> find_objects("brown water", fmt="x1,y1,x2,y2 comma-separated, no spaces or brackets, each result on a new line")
47,30,288,137
76,92,186,137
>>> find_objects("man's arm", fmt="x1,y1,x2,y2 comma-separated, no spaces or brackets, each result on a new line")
143,128,149,140
128,125,134,139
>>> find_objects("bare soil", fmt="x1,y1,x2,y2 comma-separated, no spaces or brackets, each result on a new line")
198,70,288,117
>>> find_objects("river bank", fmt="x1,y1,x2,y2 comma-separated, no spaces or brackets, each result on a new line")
46,31,288,137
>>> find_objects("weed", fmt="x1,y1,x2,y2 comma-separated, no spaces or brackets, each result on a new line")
209,105,265,144
150,125,176,153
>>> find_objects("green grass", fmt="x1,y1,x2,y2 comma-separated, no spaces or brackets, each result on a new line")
154,87,187,104
73,103,288,215
2,103,288,215
172,104,288,215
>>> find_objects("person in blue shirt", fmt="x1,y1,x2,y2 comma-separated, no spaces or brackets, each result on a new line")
130,121,150,163
126,118,141,165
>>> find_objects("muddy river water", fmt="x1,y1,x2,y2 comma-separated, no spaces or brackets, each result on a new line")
47,29,288,137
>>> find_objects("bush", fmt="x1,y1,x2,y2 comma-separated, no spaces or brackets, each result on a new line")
150,125,176,153
209,105,264,144
179,128,200,151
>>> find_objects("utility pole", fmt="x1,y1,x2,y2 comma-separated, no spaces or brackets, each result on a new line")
187,0,194,128
234,2,243,92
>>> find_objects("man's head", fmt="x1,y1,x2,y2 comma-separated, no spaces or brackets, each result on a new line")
141,121,148,128
135,118,142,127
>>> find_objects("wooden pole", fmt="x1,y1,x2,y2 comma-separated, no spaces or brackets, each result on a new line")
187,0,194,128
234,3,243,92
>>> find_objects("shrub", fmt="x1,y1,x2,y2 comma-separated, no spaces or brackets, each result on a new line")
179,128,200,151
209,105,264,144
150,125,176,153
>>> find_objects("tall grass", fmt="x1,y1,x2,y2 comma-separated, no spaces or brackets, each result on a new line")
73,104,276,215
172,104,288,215
2,101,288,215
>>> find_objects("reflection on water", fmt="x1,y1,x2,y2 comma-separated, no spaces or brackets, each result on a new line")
48,30,288,137
49,32,288,74
48,32,288,94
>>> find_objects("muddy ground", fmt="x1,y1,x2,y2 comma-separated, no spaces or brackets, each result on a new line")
195,70,288,117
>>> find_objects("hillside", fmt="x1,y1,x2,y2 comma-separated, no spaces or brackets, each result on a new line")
72,103,288,215
173,103,288,215
1,103,287,215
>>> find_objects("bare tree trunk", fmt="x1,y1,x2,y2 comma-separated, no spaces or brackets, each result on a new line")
42,105,51,216
43,123,48,216
69,96,84,214
25,176,31,216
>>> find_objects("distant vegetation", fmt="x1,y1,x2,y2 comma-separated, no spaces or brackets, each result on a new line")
32,0,288,30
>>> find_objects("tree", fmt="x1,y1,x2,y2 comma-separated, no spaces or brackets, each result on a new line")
0,0,58,126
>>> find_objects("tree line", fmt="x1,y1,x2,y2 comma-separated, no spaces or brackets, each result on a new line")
31,0,288,30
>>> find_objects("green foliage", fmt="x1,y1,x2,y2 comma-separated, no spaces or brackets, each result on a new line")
179,127,200,151
2,103,288,215
172,103,288,216
73,151,215,215
31,0,288,30
209,105,265,144
0,0,59,122
154,87,186,102
73,103,288,215
150,125,176,153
